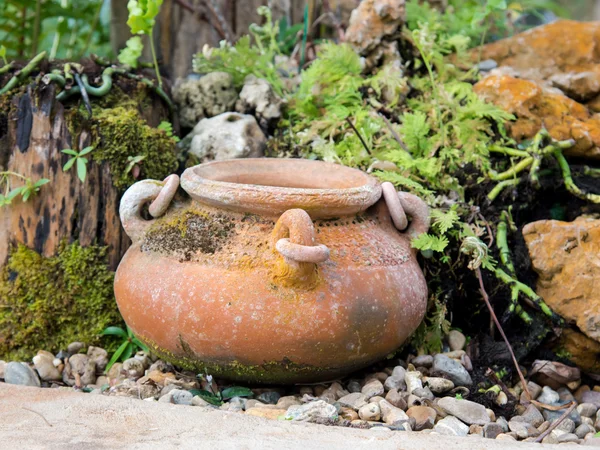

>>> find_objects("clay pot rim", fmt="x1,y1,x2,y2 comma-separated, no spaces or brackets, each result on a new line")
180,158,382,218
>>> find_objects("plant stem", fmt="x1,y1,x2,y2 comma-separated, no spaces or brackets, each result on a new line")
487,178,520,202
31,0,42,58
79,0,104,59
496,218,514,275
554,150,600,203
149,30,162,88
488,156,533,181
476,267,532,401
0,51,47,95
534,402,577,443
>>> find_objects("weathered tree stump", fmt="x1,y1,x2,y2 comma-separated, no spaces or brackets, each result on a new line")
0,76,175,270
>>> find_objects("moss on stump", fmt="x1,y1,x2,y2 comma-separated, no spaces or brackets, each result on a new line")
0,242,121,360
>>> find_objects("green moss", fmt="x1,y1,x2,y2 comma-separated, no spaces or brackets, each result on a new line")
90,105,178,190
0,242,122,360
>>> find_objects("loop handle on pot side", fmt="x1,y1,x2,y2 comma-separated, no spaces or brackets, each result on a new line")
381,181,430,239
119,174,179,242
271,208,330,288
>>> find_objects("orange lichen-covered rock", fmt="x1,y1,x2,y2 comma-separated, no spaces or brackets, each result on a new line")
474,75,600,160
478,20,600,101
523,217,600,343
346,0,405,54
555,329,600,375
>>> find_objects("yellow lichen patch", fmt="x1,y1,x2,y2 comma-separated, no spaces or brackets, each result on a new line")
474,74,600,159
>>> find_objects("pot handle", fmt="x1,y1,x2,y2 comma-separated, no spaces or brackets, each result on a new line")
120,174,180,242
381,182,430,238
271,209,330,287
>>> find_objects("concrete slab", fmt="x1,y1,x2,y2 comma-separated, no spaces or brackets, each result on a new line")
0,383,581,449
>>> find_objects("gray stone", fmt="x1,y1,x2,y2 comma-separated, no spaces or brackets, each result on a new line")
320,382,347,402
554,417,576,433
412,387,434,400
338,392,368,411
285,400,338,421
404,371,423,394
434,416,469,436
32,351,62,382
438,397,490,425
538,386,560,404
66,354,96,386
483,422,504,439
122,358,145,380
379,399,409,425
391,366,406,379
227,397,246,412
557,433,580,443
582,391,600,407
431,354,472,386
173,72,238,129
476,59,498,72
447,330,466,351
87,347,109,372
411,355,433,368
385,389,407,410
347,380,361,393
67,342,85,354
575,423,595,438
508,420,540,439
235,75,284,129
496,416,509,432
543,407,581,427
578,403,598,417
519,404,544,427
257,391,280,405
358,403,381,421
361,379,384,400
4,362,41,387
276,396,301,409
133,351,151,370
424,377,454,394
172,389,194,405
542,433,559,444
384,375,406,392
188,112,266,162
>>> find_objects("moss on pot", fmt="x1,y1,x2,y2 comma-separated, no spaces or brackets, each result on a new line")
0,242,122,360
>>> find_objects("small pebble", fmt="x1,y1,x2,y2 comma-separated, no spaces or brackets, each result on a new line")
67,342,85,354
447,330,466,351
358,403,381,421
4,362,41,387
434,416,469,436
411,355,433,368
361,379,384,400
578,403,598,418
257,391,280,405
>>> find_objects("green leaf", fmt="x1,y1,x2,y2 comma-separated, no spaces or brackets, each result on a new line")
127,0,163,35
131,337,149,352
105,340,129,372
33,178,50,188
400,111,431,156
431,207,459,234
118,36,144,68
221,386,254,400
122,342,134,361
21,188,31,202
101,326,128,338
76,158,87,182
63,157,76,172
189,389,223,406
61,149,78,156
411,233,449,253
7,186,24,200
79,146,94,156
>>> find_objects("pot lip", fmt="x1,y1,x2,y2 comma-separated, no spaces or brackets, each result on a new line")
180,158,382,217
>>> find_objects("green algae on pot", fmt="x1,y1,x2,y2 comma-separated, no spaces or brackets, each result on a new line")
0,242,122,361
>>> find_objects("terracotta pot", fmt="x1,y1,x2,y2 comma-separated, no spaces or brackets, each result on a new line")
115,158,430,383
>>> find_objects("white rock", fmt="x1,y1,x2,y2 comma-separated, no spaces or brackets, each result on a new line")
434,416,469,436
189,112,266,161
358,403,381,421
404,371,423,394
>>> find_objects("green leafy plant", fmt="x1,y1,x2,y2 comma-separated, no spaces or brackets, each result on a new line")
101,325,149,372
62,146,93,182
126,0,163,87
125,155,147,176
0,45,7,66
189,385,254,406
117,36,144,68
157,120,180,143
0,171,50,207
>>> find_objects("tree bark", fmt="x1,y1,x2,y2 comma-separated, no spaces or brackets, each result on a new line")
0,82,168,271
